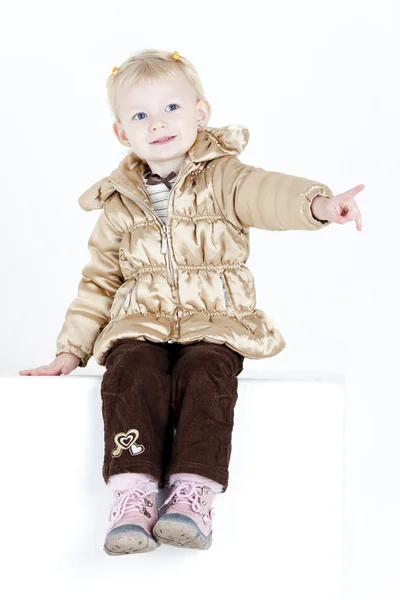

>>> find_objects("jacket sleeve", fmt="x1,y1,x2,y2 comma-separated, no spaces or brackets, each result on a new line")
212,155,334,231
55,208,124,367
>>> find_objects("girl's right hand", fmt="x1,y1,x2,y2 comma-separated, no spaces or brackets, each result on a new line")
19,352,81,376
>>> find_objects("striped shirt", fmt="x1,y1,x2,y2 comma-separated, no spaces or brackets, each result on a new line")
142,172,177,225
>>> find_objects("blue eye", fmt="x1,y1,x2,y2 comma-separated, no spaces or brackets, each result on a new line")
133,112,147,120
167,104,178,111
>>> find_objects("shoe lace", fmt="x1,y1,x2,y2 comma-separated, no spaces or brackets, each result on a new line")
161,481,215,523
109,482,156,528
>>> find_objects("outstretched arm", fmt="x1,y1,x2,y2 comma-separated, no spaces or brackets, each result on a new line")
212,156,335,231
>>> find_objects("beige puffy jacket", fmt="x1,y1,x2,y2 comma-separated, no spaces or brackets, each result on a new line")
55,124,333,367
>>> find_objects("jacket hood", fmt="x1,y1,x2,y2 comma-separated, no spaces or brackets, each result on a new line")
78,124,249,211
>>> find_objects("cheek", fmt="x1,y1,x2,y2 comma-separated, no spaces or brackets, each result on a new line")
177,117,197,137
173,111,196,127
128,126,147,145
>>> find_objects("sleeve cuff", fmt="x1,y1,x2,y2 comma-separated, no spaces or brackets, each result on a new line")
302,184,334,227
56,345,91,368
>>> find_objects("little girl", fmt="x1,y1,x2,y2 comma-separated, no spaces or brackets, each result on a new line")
19,49,364,555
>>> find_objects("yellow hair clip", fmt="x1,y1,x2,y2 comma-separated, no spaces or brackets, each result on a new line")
112,66,119,74
172,50,180,61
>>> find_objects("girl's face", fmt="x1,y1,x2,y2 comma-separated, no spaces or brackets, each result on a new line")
113,70,210,176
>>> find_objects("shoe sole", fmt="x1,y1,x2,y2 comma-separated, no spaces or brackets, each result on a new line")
153,513,212,550
104,524,159,555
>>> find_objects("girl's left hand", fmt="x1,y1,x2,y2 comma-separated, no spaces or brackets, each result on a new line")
311,184,365,231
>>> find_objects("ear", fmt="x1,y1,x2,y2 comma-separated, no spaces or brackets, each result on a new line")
196,98,212,129
112,121,130,146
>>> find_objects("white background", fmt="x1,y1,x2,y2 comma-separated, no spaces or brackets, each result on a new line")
0,1,399,598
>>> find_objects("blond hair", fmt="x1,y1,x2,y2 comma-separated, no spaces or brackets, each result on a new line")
107,49,206,122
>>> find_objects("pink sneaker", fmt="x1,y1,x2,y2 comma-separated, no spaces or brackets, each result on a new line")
104,478,159,555
153,478,216,550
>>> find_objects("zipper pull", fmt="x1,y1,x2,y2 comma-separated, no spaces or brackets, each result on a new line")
123,289,133,309
161,226,167,254
220,274,230,306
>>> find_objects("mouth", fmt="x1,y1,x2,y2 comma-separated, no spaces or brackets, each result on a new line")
150,135,176,145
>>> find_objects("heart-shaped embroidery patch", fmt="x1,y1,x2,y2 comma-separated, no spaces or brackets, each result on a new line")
118,434,135,448
111,428,145,458
130,443,145,456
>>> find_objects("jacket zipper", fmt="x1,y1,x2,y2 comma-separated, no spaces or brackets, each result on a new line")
115,167,191,296
115,183,176,288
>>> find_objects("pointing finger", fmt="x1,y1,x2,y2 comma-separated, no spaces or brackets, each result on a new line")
344,183,365,197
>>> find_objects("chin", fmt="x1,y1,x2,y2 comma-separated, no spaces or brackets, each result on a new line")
151,144,183,156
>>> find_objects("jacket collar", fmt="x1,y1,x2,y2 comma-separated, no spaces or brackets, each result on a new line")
189,124,249,162
78,124,249,211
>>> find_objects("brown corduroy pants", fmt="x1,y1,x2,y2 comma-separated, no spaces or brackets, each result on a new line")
100,338,244,491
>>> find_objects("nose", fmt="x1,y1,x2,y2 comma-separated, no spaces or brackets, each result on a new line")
150,118,168,132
